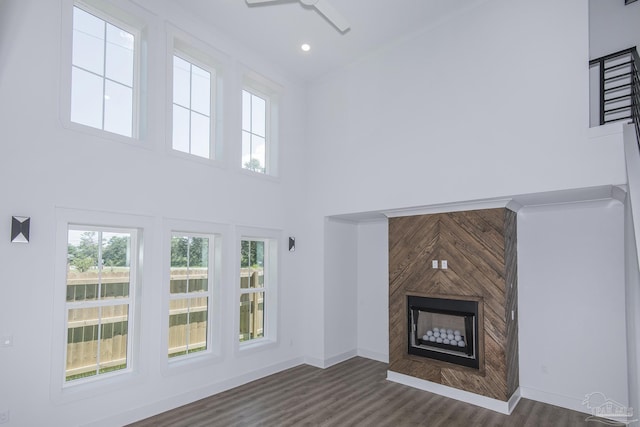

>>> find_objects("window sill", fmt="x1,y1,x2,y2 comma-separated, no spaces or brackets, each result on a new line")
162,350,223,377
168,148,226,169
238,337,277,354
60,119,150,150
51,367,143,404
238,167,280,183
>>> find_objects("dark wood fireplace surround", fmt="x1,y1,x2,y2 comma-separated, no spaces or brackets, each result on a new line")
388,208,519,401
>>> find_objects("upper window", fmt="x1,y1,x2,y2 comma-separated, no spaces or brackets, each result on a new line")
172,55,214,159
70,5,137,138
242,89,268,174
169,234,213,359
64,226,138,383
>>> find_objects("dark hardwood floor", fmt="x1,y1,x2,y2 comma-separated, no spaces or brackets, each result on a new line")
127,357,604,426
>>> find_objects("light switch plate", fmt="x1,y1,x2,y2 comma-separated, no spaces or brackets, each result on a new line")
441,260,448,269
431,260,438,269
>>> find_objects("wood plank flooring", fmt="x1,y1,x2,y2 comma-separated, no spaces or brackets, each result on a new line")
127,357,601,427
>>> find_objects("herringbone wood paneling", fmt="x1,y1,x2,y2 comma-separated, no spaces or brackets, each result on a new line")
388,208,519,401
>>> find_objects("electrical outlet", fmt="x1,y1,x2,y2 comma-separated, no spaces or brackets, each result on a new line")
0,409,10,424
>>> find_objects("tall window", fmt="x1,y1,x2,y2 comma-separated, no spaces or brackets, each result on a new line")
169,234,212,358
172,55,213,159
65,226,137,382
239,239,273,342
71,5,136,137
242,89,268,173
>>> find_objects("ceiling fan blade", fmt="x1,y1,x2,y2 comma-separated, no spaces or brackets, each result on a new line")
313,0,350,32
246,0,281,4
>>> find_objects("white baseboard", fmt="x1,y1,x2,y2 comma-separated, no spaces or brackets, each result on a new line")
519,386,589,415
387,370,521,415
357,348,388,363
88,357,305,427
324,350,358,368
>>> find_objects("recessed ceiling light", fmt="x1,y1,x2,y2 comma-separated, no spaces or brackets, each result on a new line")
301,43,311,52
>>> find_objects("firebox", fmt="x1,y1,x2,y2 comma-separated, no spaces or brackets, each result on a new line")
407,295,480,369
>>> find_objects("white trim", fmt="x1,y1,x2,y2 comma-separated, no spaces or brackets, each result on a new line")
241,69,281,177
383,198,513,218
323,350,357,368
165,23,228,164
84,357,305,427
357,348,388,363
235,227,281,354
386,370,521,415
60,0,145,143
50,207,154,404
160,218,229,376
520,386,590,415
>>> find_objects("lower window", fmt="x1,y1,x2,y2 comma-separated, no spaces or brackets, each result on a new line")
64,226,137,382
239,238,276,343
169,234,213,358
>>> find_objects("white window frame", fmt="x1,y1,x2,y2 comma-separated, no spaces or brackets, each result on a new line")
60,0,145,144
241,88,271,174
236,227,280,352
167,232,215,360
63,225,138,384
167,26,225,165
171,54,215,159
50,208,150,402
161,219,225,374
241,71,281,178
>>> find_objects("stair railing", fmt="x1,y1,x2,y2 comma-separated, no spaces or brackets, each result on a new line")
590,47,640,147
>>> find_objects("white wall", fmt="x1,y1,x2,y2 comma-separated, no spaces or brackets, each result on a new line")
518,200,628,414
625,195,640,422
306,0,626,218
0,0,309,425
589,0,640,59
356,221,389,363
323,219,358,365
624,123,640,423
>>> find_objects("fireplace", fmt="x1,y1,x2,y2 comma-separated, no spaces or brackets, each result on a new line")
407,295,480,369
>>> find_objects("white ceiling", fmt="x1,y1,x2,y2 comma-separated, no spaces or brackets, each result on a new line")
171,0,488,83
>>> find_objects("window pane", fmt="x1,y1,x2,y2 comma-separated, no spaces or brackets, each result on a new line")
251,135,266,173
173,56,190,108
190,112,210,159
100,231,131,299
241,131,251,170
242,90,251,131
239,292,264,342
67,230,99,301
173,105,190,154
190,236,209,292
170,236,210,293
240,240,249,289
66,305,129,381
105,23,134,86
240,240,264,289
168,297,208,357
71,67,103,129
251,93,266,137
72,7,105,75
191,64,210,116
189,237,209,267
104,80,133,137
98,310,129,374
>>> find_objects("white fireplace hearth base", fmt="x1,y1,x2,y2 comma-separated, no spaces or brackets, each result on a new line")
386,370,521,415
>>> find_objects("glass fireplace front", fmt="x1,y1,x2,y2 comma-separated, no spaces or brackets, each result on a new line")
407,295,479,369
